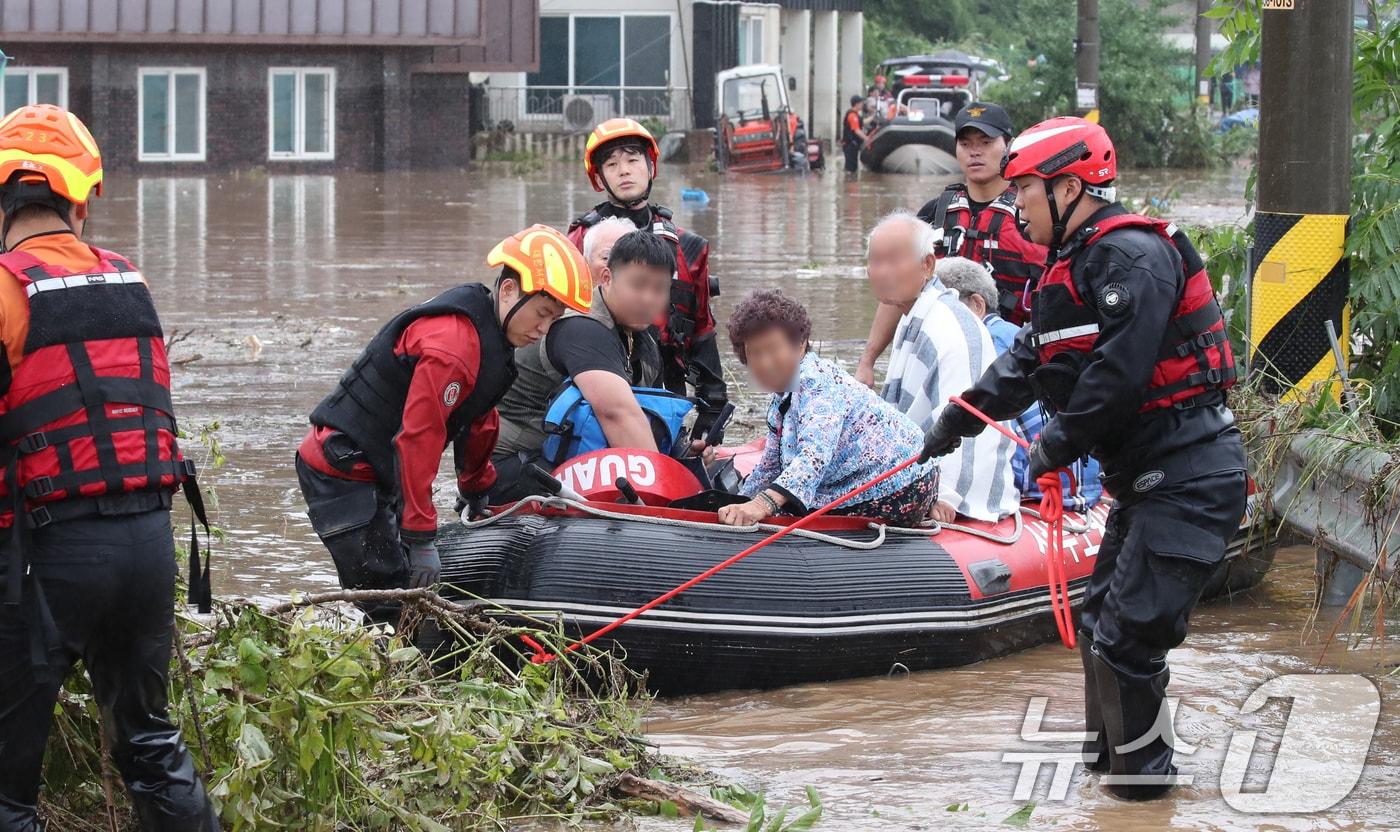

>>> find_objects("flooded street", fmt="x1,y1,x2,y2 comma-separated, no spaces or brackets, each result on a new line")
91,163,1398,829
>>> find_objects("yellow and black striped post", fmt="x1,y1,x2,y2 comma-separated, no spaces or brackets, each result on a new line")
1248,0,1353,399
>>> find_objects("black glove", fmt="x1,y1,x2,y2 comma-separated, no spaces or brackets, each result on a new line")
1027,439,1056,483
405,539,440,588
455,491,492,521
919,413,963,463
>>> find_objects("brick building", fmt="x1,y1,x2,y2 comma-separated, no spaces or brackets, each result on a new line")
0,0,538,170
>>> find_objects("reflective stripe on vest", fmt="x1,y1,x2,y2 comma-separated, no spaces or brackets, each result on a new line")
25,269,147,297
1031,213,1236,413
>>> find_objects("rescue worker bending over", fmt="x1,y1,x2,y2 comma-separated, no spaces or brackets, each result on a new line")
0,105,218,830
297,225,591,592
567,119,729,441
857,102,1046,387
921,117,1245,800
492,228,696,502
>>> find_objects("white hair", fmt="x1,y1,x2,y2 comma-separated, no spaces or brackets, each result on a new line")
582,216,637,264
935,256,999,310
866,209,938,261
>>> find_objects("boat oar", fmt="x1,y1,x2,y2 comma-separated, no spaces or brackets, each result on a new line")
520,452,924,664
948,395,1077,649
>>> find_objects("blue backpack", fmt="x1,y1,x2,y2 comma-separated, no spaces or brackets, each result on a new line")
541,379,696,467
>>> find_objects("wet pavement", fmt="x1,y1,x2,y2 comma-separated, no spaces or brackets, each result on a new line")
86,162,1398,829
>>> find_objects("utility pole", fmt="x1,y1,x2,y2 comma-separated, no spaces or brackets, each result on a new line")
1194,0,1213,110
1249,0,1354,399
1074,0,1099,121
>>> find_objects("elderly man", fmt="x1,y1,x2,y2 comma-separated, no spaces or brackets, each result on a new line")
865,212,1019,522
935,257,1103,512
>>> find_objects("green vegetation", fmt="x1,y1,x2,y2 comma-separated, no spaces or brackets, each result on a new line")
1194,6,1400,429
42,590,822,830
862,0,1251,168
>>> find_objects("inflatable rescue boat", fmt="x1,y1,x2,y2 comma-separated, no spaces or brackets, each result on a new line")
434,446,1274,695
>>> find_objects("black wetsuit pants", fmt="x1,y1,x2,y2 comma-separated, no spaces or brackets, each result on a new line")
843,141,860,173
1076,444,1246,799
0,511,218,831
295,455,407,591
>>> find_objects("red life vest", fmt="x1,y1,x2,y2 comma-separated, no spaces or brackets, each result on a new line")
567,204,714,360
0,246,190,531
925,185,1047,325
1031,214,1236,413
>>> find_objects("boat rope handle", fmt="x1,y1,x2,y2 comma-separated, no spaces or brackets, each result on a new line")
949,395,1077,649
520,453,924,664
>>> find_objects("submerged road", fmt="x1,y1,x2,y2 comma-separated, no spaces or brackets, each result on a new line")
88,163,1395,829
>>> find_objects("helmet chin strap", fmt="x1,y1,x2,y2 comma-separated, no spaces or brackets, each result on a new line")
496,268,538,335
1044,178,1086,259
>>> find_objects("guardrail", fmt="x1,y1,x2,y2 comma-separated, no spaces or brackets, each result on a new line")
479,85,693,133
1270,429,1399,601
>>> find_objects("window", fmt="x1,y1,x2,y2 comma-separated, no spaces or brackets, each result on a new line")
738,15,765,66
268,68,335,160
1,68,68,112
139,68,205,162
525,14,672,117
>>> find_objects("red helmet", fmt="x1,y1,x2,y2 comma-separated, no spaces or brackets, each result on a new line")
1000,116,1116,192
874,75,887,85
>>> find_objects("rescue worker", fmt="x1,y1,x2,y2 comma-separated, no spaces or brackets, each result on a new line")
842,95,868,174
0,105,219,830
491,227,696,502
920,117,1245,800
296,225,591,593
566,119,728,442
855,102,1046,388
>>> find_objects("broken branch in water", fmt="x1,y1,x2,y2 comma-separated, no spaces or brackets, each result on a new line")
615,773,750,824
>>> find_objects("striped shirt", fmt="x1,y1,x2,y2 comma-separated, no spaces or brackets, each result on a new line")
882,278,1020,520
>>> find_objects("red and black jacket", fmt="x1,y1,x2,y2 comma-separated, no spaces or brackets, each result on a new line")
917,184,1047,325
309,283,515,512
568,202,729,438
945,204,1240,480
0,246,190,530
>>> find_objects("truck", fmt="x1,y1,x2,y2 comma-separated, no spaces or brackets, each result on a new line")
714,64,823,174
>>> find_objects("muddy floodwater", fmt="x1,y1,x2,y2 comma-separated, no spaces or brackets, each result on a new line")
90,164,1396,829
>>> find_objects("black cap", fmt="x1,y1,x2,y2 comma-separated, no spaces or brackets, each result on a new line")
954,102,1013,139
850,94,865,106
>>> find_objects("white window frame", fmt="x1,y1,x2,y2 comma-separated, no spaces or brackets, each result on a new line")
266,67,337,161
1,67,69,111
739,15,765,66
525,12,675,121
137,67,207,162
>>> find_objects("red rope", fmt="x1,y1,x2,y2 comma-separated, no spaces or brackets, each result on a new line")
949,396,1077,649
523,454,923,664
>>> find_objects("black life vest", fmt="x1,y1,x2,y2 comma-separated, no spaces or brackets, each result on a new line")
0,246,190,530
924,184,1047,325
568,203,710,367
1030,214,1236,413
310,283,516,489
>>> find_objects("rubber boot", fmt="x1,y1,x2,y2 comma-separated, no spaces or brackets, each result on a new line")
130,782,220,832
1092,646,1176,800
1079,638,1108,772
0,797,43,832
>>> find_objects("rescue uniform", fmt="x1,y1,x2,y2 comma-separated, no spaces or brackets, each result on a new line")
941,204,1246,796
916,184,1048,325
842,107,864,173
0,232,217,830
296,284,513,590
568,203,726,438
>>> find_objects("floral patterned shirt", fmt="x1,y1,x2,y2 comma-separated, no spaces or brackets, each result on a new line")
741,353,933,511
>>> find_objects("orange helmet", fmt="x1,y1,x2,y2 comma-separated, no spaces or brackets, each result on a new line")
583,118,659,193
487,224,593,314
0,104,103,204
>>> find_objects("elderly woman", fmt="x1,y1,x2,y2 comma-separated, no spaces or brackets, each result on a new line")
717,289,937,527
